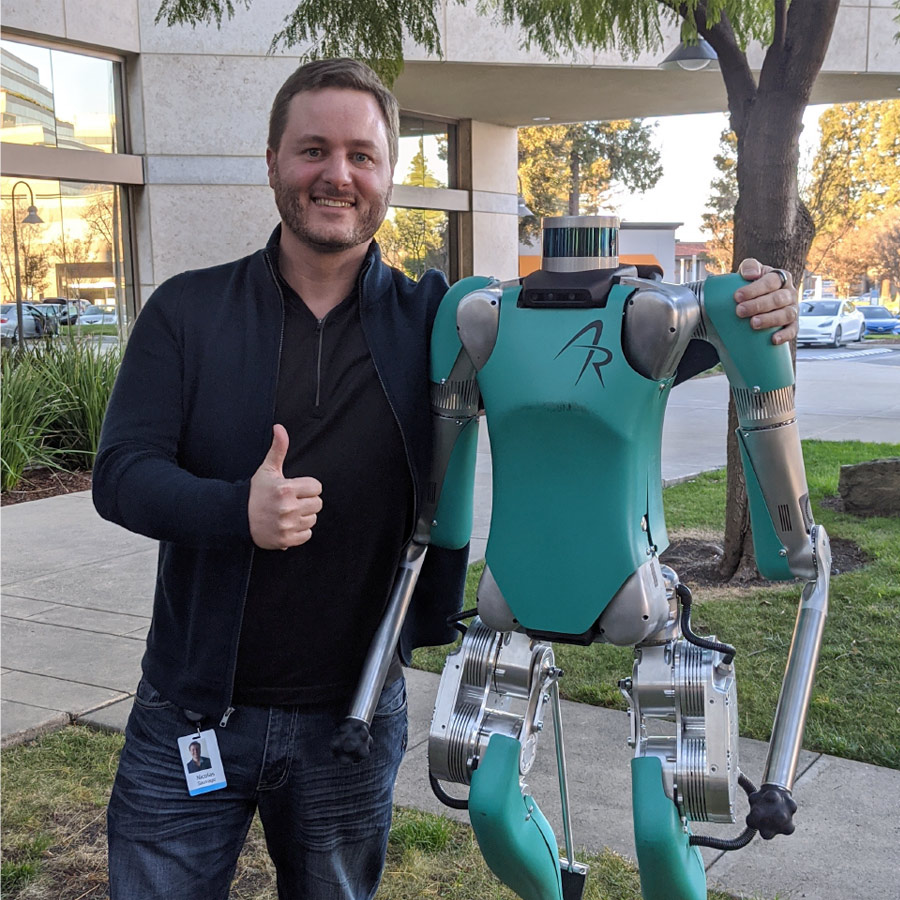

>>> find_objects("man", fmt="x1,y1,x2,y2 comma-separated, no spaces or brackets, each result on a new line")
93,59,798,899
186,741,212,774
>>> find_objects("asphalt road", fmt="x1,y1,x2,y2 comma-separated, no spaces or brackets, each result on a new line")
797,342,900,367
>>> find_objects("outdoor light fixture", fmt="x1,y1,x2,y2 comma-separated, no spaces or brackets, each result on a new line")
10,180,44,352
658,37,720,71
517,176,534,218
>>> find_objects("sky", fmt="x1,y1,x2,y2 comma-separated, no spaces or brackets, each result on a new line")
612,105,828,242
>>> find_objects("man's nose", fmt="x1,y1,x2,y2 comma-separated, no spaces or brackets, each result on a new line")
322,154,352,187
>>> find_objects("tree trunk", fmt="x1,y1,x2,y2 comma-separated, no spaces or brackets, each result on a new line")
568,150,580,216
708,0,839,581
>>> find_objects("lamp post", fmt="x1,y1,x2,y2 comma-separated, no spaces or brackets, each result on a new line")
10,180,44,351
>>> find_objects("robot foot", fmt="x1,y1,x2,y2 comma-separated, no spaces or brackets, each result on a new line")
559,860,588,900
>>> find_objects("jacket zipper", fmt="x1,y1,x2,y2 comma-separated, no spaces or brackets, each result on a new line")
220,250,286,727
358,280,419,547
314,312,331,408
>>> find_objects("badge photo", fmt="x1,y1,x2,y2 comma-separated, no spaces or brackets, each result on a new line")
177,729,227,796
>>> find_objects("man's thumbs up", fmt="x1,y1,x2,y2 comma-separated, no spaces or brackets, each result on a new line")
249,425,323,550
261,423,290,476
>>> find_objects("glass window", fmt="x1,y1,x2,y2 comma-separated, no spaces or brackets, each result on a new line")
397,116,453,188
376,208,450,281
1,39,119,153
1,176,131,331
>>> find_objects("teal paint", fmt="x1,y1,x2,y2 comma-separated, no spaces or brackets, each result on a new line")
632,757,706,900
469,734,563,900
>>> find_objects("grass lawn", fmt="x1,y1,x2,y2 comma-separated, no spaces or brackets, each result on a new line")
415,440,900,770
0,727,751,900
3,439,895,898
59,324,119,337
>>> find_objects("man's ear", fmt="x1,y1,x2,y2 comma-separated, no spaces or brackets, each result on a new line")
266,147,276,185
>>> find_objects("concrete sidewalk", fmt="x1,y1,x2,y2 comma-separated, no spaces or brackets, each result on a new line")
2,362,899,898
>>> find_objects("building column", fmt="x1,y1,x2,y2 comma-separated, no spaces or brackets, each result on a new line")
456,120,519,281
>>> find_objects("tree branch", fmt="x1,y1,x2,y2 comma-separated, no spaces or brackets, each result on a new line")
697,7,757,137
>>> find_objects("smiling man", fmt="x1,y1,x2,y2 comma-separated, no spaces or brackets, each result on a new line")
93,59,799,900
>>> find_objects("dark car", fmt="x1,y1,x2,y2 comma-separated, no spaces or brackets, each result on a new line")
859,305,900,336
42,298,81,325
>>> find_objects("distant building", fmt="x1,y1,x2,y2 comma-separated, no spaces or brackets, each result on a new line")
674,241,713,284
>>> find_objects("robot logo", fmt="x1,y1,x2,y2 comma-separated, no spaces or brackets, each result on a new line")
555,320,613,386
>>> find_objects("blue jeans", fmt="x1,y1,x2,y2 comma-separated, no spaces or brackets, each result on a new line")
107,676,408,899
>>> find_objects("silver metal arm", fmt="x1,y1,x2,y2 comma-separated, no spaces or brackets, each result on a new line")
763,524,831,791
745,524,831,839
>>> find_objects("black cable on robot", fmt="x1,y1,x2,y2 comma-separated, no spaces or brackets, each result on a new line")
676,583,736,665
689,774,759,851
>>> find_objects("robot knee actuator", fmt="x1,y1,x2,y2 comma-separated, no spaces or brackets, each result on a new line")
429,620,555,787
429,620,573,900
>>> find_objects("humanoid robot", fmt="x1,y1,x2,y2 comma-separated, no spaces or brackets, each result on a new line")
333,215,830,900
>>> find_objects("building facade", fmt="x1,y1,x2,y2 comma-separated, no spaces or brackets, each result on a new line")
2,0,897,327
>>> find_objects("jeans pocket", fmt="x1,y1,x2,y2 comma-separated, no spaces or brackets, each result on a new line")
372,676,407,719
133,677,176,711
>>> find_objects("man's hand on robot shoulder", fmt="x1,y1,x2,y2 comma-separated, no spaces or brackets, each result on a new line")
248,424,323,551
734,258,799,345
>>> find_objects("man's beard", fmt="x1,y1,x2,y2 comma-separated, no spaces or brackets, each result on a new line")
270,163,391,253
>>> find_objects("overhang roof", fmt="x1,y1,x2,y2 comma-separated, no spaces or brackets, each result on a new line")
394,62,900,126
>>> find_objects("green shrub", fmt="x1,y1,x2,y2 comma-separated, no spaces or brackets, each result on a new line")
0,337,123,490
0,348,66,491
35,335,123,464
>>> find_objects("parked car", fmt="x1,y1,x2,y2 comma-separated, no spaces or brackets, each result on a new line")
858,305,900,336
79,305,118,326
797,299,866,347
42,298,81,325
0,303,59,341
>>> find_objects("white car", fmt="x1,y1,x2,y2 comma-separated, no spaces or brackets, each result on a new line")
79,305,118,326
797,299,865,347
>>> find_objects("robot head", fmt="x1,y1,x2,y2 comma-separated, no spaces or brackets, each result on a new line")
541,214,619,272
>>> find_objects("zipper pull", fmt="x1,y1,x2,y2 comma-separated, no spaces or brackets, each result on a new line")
219,706,236,728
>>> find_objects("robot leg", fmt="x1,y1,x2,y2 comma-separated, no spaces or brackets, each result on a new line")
429,617,587,900
620,566,743,900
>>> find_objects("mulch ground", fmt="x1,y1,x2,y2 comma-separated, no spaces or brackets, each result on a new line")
1,467,93,506
660,535,868,587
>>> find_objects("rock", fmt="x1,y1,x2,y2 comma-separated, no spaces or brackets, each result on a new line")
837,457,900,517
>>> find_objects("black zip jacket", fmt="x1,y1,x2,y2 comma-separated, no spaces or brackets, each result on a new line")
93,229,467,717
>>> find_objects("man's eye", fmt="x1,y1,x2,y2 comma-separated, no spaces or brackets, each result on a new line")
353,153,372,164
304,148,322,158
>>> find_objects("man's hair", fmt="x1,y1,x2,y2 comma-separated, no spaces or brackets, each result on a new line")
268,58,400,170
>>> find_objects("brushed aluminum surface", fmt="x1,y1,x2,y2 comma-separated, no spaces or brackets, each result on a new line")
763,526,831,790
429,620,555,786
620,278,701,381
623,630,739,823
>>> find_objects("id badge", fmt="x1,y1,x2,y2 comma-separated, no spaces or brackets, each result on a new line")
178,729,227,796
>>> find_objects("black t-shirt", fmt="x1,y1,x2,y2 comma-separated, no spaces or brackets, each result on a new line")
232,276,413,707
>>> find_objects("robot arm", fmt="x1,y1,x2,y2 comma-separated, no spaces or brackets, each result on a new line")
700,273,831,836
332,276,490,762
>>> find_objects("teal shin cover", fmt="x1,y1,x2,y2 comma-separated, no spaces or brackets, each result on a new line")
632,757,706,900
469,734,563,900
